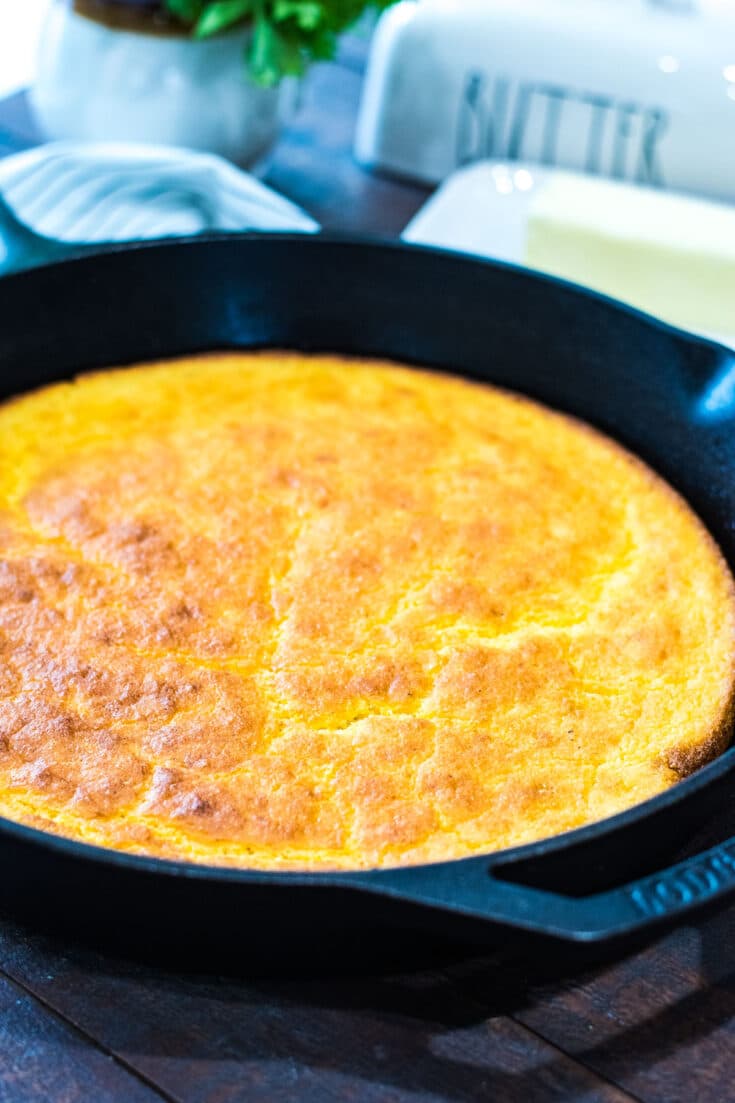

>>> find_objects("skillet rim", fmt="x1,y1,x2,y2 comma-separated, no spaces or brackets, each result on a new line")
5,226,735,352
0,229,733,888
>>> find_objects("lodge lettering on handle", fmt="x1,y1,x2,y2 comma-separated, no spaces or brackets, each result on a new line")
627,843,735,918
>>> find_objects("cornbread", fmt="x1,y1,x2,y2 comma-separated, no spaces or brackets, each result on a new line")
0,352,733,870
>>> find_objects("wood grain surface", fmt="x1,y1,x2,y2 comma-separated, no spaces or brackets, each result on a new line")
1,46,735,1103
0,970,167,1103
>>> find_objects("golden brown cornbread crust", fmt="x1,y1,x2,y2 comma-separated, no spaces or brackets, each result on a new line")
0,352,733,870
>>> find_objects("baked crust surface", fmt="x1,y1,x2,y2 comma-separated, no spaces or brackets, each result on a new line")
0,352,733,869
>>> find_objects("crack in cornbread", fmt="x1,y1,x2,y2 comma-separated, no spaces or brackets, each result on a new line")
0,351,733,869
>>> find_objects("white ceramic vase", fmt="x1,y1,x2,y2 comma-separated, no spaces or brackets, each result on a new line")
30,1,284,166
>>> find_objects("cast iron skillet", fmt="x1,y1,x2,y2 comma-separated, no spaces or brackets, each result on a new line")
1,233,735,958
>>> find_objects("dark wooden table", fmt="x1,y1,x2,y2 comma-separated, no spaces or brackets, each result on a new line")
2,48,735,1103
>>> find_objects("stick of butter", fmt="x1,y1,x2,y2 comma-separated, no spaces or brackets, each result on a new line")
404,161,735,342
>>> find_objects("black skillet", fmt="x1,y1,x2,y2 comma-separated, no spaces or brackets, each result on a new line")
1,233,735,959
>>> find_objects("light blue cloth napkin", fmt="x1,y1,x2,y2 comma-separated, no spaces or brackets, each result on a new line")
0,140,319,273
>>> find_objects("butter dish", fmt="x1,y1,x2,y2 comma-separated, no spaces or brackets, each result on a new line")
404,160,735,345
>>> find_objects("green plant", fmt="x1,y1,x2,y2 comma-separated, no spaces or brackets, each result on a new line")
164,0,397,86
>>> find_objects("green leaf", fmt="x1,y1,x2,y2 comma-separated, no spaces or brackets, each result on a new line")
273,1,325,30
171,0,401,83
164,0,206,23
276,36,308,76
301,23,337,61
248,15,285,86
194,0,253,38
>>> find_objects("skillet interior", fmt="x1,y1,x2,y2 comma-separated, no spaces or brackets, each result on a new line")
0,233,734,959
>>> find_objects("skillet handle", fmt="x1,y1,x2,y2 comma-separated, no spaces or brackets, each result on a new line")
358,836,735,944
489,835,735,941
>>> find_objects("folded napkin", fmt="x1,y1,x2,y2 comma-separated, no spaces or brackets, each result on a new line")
0,141,318,273
404,160,735,347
